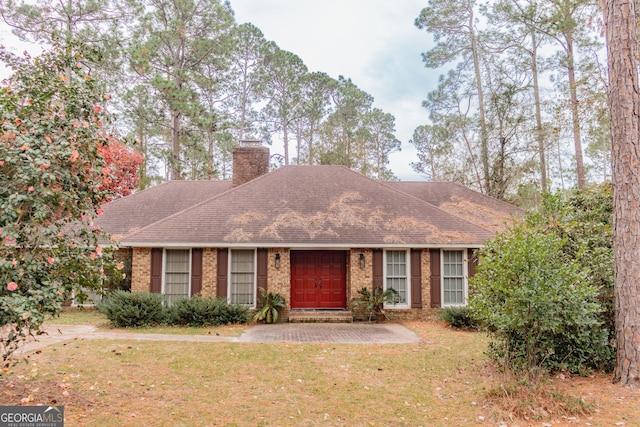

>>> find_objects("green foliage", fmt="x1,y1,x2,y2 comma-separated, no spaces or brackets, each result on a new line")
439,306,478,329
351,286,400,322
0,44,120,363
98,291,164,328
469,219,611,375
99,292,250,328
253,288,285,324
530,184,614,344
165,296,250,327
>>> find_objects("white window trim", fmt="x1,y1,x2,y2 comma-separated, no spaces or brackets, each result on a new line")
227,248,257,308
440,248,468,307
383,249,411,309
161,248,192,302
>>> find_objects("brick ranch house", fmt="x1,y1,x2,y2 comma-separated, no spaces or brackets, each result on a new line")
96,141,521,320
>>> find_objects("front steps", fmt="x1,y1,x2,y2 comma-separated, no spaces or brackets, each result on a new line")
288,310,353,323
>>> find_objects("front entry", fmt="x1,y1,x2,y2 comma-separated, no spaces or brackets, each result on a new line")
290,250,347,309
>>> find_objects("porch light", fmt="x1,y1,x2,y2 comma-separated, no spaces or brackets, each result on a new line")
359,253,365,269
275,253,281,269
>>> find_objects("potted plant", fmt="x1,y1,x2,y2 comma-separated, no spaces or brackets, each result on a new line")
253,288,286,324
351,286,400,322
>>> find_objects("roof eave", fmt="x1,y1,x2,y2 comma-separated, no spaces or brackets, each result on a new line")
119,241,486,249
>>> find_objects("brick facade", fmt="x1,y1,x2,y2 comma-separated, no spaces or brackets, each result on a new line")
129,246,444,320
131,247,151,293
232,145,270,188
267,248,291,320
348,248,372,307
201,248,217,297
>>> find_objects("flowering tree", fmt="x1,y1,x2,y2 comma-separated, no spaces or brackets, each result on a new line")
0,44,120,363
98,140,144,202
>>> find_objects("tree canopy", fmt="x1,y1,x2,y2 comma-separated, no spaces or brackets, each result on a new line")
0,44,120,362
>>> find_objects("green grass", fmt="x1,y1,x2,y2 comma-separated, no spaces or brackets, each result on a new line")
46,307,107,326
120,323,246,336
47,307,246,336
5,321,638,426
3,322,491,426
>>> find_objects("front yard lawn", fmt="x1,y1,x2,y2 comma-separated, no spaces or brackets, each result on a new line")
1,320,639,426
48,307,246,336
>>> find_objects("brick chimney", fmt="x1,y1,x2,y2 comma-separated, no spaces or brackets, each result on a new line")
232,140,270,187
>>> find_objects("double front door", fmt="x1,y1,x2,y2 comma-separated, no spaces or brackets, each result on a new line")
290,250,346,309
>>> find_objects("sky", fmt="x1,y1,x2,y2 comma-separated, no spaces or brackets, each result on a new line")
230,0,435,180
0,0,436,181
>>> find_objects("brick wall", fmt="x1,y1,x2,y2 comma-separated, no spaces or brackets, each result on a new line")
348,248,371,308
267,248,290,320
232,146,270,187
421,248,431,309
131,247,151,293
201,248,217,297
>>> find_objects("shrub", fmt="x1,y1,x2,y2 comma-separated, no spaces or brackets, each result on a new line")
216,303,251,325
253,288,286,324
98,291,165,328
439,306,478,329
351,286,400,322
165,296,249,326
469,222,610,376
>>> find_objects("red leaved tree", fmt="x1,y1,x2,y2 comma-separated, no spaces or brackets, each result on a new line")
98,140,144,202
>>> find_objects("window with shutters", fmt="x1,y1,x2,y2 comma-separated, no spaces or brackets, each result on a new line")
442,249,466,306
384,250,409,307
164,249,191,305
229,249,256,306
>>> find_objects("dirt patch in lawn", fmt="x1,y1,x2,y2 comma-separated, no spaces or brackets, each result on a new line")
1,320,639,427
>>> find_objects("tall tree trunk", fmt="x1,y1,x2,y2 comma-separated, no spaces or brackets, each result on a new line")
137,120,147,189
308,124,315,165
469,8,489,195
207,130,215,180
171,110,181,180
283,123,290,166
296,128,302,165
605,0,640,387
566,32,586,188
531,30,548,192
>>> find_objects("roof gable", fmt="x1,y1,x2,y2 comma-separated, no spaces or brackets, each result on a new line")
122,166,496,247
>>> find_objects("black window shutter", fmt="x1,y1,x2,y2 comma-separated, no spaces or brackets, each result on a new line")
191,248,203,296
217,248,228,299
430,249,441,307
468,249,478,278
372,249,383,292
256,249,268,308
150,248,163,293
411,249,422,308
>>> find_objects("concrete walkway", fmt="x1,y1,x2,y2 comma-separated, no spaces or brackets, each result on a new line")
15,322,420,354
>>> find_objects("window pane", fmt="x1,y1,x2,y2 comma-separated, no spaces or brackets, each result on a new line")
388,277,407,303
231,250,255,306
386,250,407,304
165,249,190,305
443,250,464,306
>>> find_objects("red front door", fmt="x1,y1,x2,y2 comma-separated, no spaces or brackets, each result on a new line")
290,251,347,309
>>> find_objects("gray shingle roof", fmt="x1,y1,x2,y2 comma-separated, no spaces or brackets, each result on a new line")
385,181,523,231
95,180,232,239
118,166,502,248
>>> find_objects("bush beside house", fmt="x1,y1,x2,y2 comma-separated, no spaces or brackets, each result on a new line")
98,291,250,328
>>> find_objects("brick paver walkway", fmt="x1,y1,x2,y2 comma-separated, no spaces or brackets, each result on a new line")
240,323,420,344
